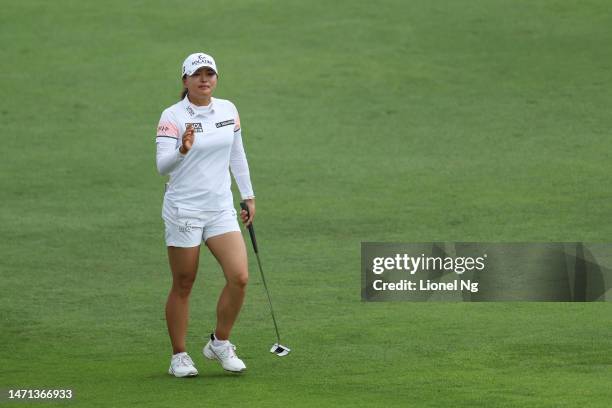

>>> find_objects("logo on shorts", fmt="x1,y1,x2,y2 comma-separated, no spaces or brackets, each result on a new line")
178,221,193,232
215,119,235,128
185,123,203,133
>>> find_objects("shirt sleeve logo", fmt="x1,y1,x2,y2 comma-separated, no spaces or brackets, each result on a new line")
215,119,235,128
185,122,203,132
157,122,179,138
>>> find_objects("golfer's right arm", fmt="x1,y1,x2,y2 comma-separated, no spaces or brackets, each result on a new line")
155,112,193,175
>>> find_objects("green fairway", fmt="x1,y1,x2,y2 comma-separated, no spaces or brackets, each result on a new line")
2,0,612,406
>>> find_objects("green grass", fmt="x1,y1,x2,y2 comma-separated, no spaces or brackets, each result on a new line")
1,0,612,406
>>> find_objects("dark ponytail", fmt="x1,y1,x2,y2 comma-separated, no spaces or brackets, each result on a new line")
180,74,187,100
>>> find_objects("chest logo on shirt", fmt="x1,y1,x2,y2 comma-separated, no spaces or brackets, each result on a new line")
215,119,235,128
185,122,203,133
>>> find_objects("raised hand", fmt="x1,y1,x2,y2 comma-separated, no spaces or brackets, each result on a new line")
179,124,195,154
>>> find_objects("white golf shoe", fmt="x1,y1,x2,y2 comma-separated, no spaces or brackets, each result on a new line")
168,352,198,377
203,334,246,373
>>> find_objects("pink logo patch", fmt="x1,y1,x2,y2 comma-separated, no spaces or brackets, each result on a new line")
157,121,179,138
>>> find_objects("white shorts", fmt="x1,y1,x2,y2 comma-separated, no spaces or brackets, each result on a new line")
162,201,241,247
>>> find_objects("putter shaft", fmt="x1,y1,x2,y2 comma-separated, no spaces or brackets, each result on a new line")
253,250,282,344
241,202,283,345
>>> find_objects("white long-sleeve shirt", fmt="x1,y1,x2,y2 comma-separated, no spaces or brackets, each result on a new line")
155,95,254,211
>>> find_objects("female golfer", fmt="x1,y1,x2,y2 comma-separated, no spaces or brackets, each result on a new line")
155,52,255,377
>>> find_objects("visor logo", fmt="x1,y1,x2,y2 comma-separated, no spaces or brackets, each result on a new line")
192,55,213,66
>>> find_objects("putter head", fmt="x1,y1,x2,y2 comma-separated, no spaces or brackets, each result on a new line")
270,343,291,357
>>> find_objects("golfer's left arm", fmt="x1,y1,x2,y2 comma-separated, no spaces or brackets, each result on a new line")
229,111,255,226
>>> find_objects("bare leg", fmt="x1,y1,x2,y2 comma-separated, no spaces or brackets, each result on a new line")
205,231,248,340
166,245,200,354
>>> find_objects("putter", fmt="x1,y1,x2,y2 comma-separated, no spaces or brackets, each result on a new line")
240,201,291,357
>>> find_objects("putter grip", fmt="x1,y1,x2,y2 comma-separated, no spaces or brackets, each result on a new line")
240,201,258,253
